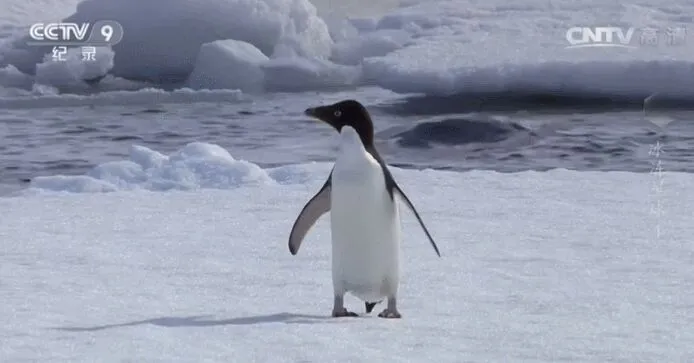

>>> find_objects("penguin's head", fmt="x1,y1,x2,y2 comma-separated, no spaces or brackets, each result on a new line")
304,99,374,147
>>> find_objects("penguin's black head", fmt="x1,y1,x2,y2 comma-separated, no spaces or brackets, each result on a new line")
304,99,374,147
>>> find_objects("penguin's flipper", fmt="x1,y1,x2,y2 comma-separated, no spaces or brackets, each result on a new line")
365,301,380,313
288,173,332,255
367,147,441,258
393,186,441,257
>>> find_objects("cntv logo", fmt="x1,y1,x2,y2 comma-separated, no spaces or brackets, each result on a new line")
565,27,636,49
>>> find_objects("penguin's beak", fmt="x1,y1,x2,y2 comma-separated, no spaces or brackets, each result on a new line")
304,107,318,118
304,106,329,125
304,105,339,130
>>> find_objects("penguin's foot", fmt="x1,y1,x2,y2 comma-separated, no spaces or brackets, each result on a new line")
377,309,401,319
332,308,359,317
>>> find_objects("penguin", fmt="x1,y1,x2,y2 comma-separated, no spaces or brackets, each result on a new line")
287,99,441,319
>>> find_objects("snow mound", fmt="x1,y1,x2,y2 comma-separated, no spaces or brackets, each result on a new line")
187,38,361,92
28,143,275,193
2,0,333,84
187,40,269,92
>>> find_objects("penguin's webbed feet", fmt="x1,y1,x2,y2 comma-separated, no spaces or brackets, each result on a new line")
332,308,359,317
377,296,401,318
377,309,402,319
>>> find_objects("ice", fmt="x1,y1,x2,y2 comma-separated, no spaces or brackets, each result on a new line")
186,40,269,93
310,0,401,20
27,142,275,193
2,142,693,361
188,39,361,92
1,0,332,83
330,29,411,65
1,0,694,103
0,65,33,93
262,57,360,92
359,0,694,99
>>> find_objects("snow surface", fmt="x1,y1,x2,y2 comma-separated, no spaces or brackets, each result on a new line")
2,142,693,361
1,0,693,104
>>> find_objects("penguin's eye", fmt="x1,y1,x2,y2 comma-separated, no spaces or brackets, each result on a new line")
334,110,342,117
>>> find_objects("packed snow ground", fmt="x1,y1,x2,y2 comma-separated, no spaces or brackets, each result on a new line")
1,0,693,106
1,142,693,362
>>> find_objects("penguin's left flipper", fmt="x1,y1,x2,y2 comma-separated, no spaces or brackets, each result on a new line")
288,173,332,255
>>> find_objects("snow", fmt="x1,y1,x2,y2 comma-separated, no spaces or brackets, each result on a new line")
1,0,693,103
28,143,274,193
187,40,269,93
187,41,360,92
2,0,333,80
2,142,694,361
357,0,694,98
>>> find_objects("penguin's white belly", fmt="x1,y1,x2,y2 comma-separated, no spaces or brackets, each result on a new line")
330,153,400,302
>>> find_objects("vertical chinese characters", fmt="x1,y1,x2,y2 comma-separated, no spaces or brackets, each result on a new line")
648,140,665,239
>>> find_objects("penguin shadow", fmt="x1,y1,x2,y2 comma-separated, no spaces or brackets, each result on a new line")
52,313,352,332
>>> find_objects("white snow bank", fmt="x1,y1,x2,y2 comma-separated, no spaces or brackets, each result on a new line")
186,40,269,93
21,140,694,197
2,147,693,362
185,39,360,92
28,142,274,193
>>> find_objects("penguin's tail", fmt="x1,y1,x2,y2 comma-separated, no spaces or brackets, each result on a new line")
365,301,381,313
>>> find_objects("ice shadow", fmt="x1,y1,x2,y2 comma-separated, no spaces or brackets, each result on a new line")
54,312,337,332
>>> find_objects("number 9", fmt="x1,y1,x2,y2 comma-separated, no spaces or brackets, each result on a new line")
101,25,113,42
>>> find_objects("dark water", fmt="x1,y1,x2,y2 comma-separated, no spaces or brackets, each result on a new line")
1,89,693,193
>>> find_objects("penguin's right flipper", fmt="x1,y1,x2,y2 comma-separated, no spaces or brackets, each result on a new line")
288,173,332,255
365,301,381,313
